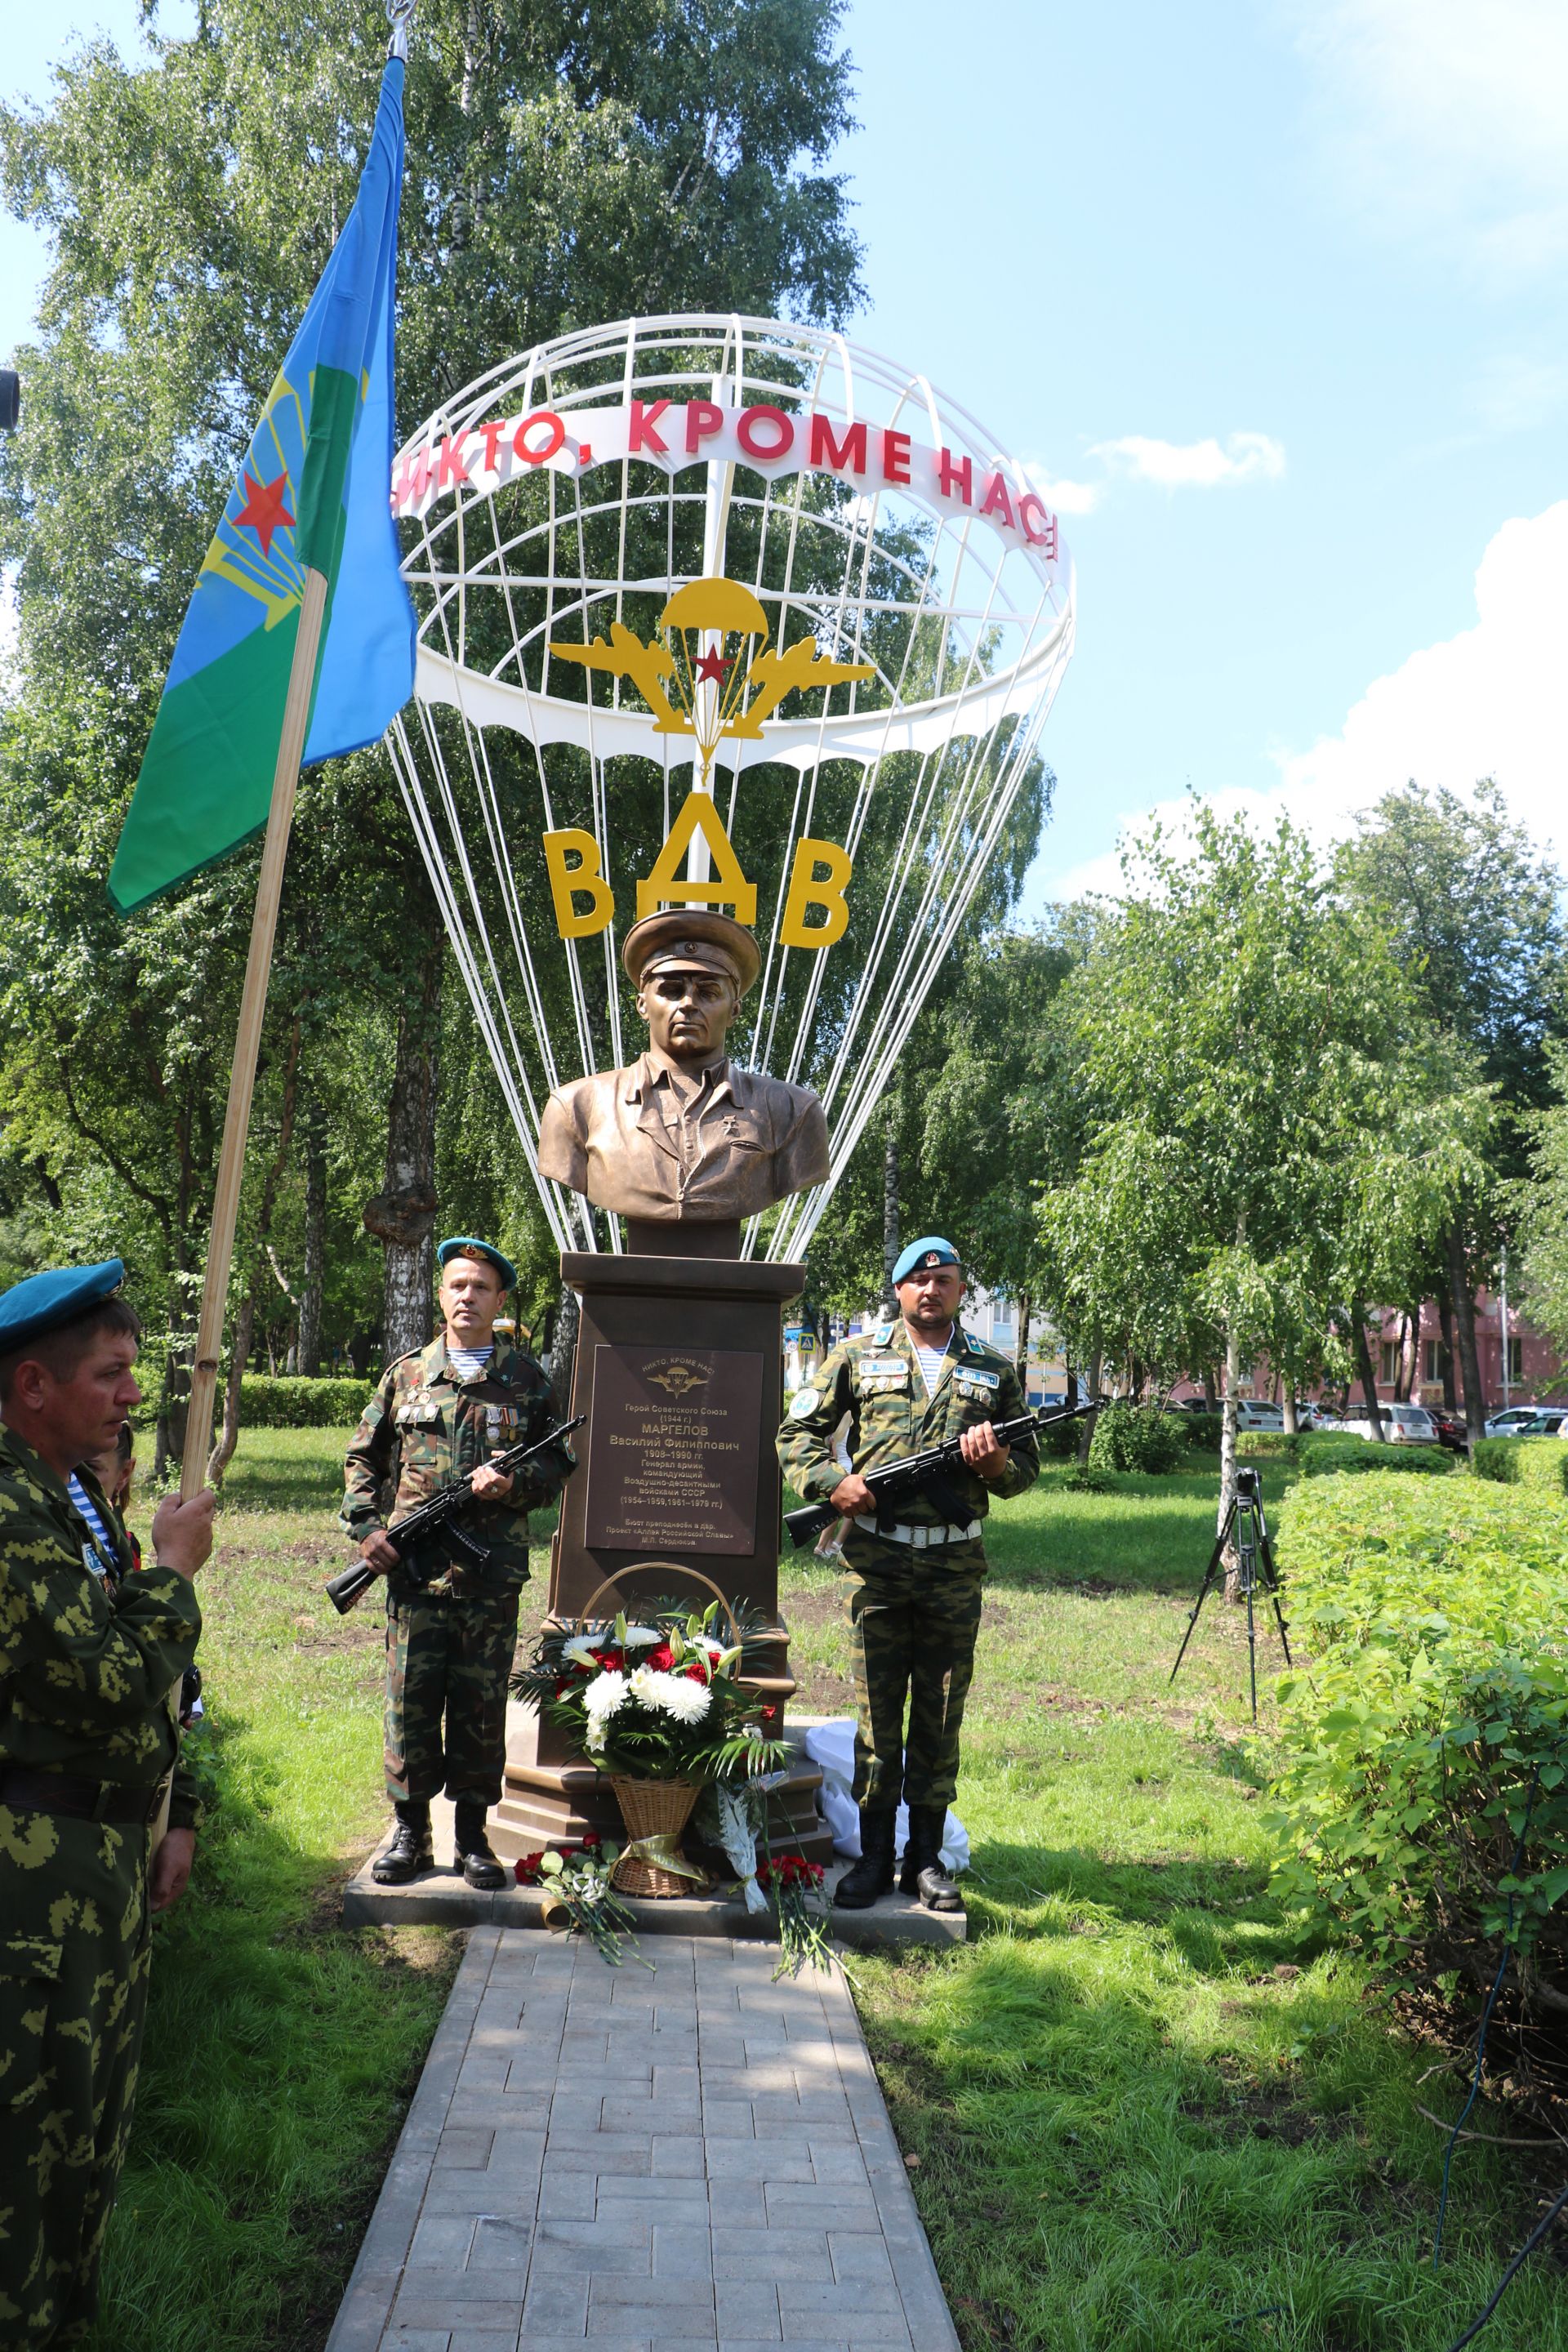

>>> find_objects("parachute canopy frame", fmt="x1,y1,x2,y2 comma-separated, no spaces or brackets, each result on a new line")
385,310,1076,1261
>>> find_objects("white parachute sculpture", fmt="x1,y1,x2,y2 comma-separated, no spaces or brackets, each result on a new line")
385,312,1076,1261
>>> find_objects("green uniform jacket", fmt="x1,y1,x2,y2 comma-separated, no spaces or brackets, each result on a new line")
340,1335,571,1599
777,1318,1040,1526
0,1428,203,1829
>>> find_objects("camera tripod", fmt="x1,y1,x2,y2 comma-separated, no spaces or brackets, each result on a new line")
1169,1467,1293,1722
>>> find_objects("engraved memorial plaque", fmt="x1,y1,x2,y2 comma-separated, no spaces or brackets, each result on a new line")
584,1343,763,1553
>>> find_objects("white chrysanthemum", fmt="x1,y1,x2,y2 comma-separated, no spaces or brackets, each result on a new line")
621,1624,662,1650
562,1633,603,1668
661,1675,712,1725
581,1668,628,1742
627,1664,709,1722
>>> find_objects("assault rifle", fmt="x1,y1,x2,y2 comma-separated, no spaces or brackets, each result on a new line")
783,1396,1102,1548
326,1414,585,1614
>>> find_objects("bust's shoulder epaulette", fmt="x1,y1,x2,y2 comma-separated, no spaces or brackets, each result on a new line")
962,1330,1011,1368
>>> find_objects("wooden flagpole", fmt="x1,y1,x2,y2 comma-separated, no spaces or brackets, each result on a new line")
180,567,330,1499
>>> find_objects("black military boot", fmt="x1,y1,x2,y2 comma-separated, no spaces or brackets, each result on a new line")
899,1806,964,1912
833,1808,898,1909
372,1800,433,1885
453,1800,506,1891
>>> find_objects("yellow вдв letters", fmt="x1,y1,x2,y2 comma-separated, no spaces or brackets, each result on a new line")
543,828,615,938
778,837,853,948
635,792,758,924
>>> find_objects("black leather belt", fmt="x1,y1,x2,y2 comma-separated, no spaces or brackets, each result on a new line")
0,1768,166,1825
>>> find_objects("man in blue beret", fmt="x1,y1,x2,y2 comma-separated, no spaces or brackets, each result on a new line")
778,1239,1038,1912
341,1238,575,1890
0,1260,216,2347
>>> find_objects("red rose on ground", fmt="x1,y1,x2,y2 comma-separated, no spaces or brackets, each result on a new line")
515,1852,546,1885
580,1831,602,1851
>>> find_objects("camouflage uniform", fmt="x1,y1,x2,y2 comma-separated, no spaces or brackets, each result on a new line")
0,1428,202,2350
777,1321,1036,1811
341,1336,571,1806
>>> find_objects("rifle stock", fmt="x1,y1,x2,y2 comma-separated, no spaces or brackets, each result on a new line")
785,1396,1102,1549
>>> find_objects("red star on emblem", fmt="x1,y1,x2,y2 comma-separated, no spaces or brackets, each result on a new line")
234,467,296,558
694,648,732,685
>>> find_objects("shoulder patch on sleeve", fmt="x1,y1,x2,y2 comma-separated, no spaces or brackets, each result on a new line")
788,1387,822,1419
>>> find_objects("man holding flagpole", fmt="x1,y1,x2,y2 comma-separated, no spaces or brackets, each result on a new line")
0,17,421,2341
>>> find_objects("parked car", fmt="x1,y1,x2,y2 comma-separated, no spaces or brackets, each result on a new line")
1163,1396,1215,1414
1340,1401,1440,1446
1482,1405,1567,1438
1234,1400,1286,1431
1296,1403,1339,1430
1427,1407,1469,1453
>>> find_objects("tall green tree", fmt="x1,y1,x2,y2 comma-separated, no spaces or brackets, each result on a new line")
0,0,862,1405
1035,808,1490,1520
1340,781,1565,1437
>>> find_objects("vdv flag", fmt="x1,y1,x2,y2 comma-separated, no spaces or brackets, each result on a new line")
109,60,416,912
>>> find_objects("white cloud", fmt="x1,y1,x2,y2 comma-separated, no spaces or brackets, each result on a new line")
1020,468,1099,516
1289,0,1568,279
1045,498,1568,899
1090,432,1285,491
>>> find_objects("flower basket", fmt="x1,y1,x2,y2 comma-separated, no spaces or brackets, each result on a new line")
608,1775,706,1898
510,1561,786,1902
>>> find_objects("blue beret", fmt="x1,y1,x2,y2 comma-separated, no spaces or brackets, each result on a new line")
0,1259,127,1356
891,1236,960,1286
437,1236,518,1290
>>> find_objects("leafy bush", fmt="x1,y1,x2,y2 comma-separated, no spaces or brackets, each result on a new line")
1472,1436,1568,1494
238,1376,372,1428
1088,1403,1186,1475
1243,1429,1303,1459
1267,1474,1568,2027
1298,1433,1451,1477
1177,1411,1222,1452
1035,1411,1083,1459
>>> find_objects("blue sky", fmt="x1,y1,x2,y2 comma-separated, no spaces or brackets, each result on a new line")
4,0,1565,906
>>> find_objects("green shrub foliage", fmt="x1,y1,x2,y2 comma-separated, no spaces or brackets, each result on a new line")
1178,1412,1223,1453
1088,1404,1186,1476
1267,1475,1568,2025
1472,1437,1568,1494
1298,1434,1451,1477
238,1376,371,1428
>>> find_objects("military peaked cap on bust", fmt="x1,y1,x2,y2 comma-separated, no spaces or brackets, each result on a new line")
0,1258,127,1355
621,908,762,997
437,1236,518,1290
891,1236,960,1285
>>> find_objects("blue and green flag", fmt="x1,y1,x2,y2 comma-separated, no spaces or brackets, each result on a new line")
109,60,416,912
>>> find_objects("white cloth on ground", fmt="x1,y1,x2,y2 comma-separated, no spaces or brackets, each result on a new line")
802,1717,969,1873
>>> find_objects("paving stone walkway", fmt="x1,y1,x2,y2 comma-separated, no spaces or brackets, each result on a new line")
327,1928,960,2352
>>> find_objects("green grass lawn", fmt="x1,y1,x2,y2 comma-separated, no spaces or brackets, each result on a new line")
95,1432,1568,2352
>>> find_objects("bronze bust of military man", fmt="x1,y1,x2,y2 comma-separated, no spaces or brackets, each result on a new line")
537,909,829,1252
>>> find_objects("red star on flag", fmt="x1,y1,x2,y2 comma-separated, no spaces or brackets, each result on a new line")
234,467,296,559
694,648,732,685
